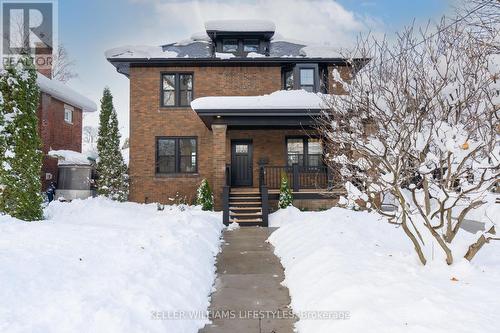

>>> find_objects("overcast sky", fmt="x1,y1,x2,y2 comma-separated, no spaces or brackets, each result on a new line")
58,0,456,138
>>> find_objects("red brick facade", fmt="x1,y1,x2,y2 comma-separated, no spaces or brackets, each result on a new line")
128,64,351,207
37,92,83,190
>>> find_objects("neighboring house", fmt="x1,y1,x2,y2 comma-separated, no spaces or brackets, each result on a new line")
106,19,364,225
36,71,97,190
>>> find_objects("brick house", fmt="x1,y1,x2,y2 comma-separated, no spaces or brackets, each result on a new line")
106,20,364,225
36,71,97,190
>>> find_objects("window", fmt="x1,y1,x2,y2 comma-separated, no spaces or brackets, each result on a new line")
156,137,197,174
283,69,294,90
299,68,315,92
161,73,193,107
286,137,324,167
64,105,73,124
243,39,259,52
222,39,238,52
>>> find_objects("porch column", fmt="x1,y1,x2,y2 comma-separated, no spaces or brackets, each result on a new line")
212,124,227,210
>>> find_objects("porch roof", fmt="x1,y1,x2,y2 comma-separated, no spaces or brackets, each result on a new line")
191,90,326,128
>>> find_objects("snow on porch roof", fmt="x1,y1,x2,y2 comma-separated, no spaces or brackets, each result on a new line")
190,90,329,111
204,19,276,33
37,74,97,112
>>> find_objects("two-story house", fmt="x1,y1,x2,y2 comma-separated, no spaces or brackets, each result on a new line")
106,19,363,225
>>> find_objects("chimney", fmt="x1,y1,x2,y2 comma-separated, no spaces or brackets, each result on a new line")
34,42,53,79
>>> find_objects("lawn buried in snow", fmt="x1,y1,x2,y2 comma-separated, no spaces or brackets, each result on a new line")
0,198,223,333
268,206,500,333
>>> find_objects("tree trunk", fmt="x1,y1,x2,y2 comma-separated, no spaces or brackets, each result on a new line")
464,226,496,261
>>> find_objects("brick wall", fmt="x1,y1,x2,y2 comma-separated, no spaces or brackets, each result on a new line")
37,92,83,190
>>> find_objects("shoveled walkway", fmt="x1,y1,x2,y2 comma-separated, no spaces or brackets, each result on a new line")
200,227,295,333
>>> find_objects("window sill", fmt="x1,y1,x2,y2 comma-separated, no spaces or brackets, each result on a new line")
154,173,200,179
159,106,192,110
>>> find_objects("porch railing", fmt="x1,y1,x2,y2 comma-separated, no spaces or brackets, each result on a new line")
259,164,333,191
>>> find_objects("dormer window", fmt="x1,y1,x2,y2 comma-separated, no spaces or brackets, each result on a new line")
222,39,238,53
243,39,260,52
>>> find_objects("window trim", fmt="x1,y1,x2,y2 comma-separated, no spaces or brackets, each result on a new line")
285,136,324,168
160,72,194,108
64,105,74,124
155,136,198,175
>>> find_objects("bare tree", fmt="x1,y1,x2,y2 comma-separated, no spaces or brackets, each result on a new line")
52,45,78,83
320,2,499,265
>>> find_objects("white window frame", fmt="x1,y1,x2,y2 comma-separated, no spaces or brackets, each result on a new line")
64,105,74,124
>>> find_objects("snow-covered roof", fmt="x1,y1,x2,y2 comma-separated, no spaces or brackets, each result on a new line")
191,90,329,110
48,150,94,165
37,74,97,112
205,19,276,32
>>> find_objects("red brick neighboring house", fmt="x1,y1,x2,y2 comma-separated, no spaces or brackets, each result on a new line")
36,72,97,190
106,20,365,225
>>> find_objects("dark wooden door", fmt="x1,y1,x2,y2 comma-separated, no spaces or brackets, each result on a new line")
231,140,253,187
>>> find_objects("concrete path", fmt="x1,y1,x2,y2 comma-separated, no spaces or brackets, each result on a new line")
200,227,295,333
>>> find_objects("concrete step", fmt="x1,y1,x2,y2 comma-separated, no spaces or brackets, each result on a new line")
229,202,262,206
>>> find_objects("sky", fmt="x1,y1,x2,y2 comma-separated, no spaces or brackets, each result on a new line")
57,0,457,139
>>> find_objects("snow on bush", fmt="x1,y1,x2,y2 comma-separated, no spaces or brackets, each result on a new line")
0,198,223,333
268,208,500,333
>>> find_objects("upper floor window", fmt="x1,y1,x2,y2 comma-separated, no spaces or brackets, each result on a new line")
299,68,315,92
64,105,73,124
283,69,294,90
222,39,238,52
156,137,197,174
243,39,260,52
161,73,193,107
281,64,319,93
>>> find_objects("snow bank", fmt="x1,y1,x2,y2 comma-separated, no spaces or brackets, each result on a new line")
37,74,97,112
48,149,93,165
205,19,275,32
268,207,500,333
191,90,329,110
0,198,223,333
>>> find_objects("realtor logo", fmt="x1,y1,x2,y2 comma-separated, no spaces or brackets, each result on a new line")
1,0,57,69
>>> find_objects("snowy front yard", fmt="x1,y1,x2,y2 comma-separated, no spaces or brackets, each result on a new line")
0,198,223,333
268,207,500,333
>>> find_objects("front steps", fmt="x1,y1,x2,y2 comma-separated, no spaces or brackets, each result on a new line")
229,190,264,226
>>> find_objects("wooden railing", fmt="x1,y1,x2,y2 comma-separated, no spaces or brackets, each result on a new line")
259,164,333,191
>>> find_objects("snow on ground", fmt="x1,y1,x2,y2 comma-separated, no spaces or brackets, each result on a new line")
0,198,223,333
268,206,500,333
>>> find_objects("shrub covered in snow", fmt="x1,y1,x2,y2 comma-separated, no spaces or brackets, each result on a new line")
278,174,293,209
320,3,499,265
0,57,43,221
96,88,128,201
196,178,214,211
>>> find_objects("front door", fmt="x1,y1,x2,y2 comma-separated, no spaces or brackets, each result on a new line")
231,140,253,186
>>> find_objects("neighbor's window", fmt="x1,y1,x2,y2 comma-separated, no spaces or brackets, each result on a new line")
299,68,315,92
64,105,73,124
243,39,259,52
156,137,197,174
287,137,323,167
161,73,193,107
222,39,238,52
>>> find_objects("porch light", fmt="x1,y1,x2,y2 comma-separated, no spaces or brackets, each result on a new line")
217,115,221,118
